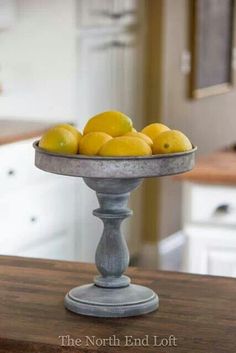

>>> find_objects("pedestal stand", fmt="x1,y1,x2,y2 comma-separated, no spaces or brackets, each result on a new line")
34,141,196,317
65,177,158,317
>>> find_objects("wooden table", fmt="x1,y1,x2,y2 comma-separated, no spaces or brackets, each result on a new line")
0,256,235,353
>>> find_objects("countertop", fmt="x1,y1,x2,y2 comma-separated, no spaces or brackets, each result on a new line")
0,120,52,145
0,256,235,352
176,149,236,185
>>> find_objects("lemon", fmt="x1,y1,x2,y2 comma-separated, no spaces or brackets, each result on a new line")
55,123,82,144
39,127,78,154
141,123,170,142
152,130,192,154
131,127,137,133
84,111,133,137
79,132,112,156
99,136,152,157
124,131,153,146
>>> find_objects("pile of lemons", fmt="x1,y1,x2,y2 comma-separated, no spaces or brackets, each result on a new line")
39,111,192,157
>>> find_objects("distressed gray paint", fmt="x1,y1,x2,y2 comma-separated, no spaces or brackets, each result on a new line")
34,141,196,179
33,142,196,317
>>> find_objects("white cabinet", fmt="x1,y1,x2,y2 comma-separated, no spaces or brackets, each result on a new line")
183,183,236,227
183,182,236,277
184,224,236,277
0,139,76,261
0,139,53,191
76,30,144,130
75,0,146,262
207,249,236,277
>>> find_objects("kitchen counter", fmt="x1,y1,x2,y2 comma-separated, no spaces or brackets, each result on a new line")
176,149,236,185
0,256,235,352
0,120,52,145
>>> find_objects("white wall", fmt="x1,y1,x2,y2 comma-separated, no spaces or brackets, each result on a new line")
0,0,77,121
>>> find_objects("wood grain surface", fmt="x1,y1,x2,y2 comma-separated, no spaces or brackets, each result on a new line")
0,256,235,352
176,150,236,185
0,120,53,145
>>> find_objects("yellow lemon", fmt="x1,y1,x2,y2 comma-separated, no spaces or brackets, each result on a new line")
99,136,152,157
79,132,112,156
131,127,137,133
39,127,78,154
124,131,153,146
141,123,170,142
84,111,133,137
152,130,192,154
55,123,82,144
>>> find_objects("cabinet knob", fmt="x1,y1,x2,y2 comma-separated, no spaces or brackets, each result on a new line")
7,169,15,176
30,216,38,223
110,40,126,48
214,204,231,214
109,10,136,20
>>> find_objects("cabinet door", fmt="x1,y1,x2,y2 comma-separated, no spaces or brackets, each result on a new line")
0,138,60,194
0,180,76,259
77,31,144,129
77,33,114,129
112,31,144,130
76,31,144,261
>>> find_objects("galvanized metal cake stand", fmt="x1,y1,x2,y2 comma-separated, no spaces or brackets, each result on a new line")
34,141,196,318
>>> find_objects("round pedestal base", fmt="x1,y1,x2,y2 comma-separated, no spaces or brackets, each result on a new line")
64,283,159,318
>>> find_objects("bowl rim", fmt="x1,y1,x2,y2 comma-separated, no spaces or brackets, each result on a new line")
33,140,197,161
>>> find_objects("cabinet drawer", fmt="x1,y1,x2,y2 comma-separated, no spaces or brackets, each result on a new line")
0,139,57,194
207,248,236,277
186,184,236,226
184,225,236,277
0,180,75,253
77,0,141,27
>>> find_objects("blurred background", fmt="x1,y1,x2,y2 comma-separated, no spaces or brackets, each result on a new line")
0,0,236,278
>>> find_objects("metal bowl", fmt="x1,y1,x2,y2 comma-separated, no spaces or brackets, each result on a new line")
33,141,197,179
